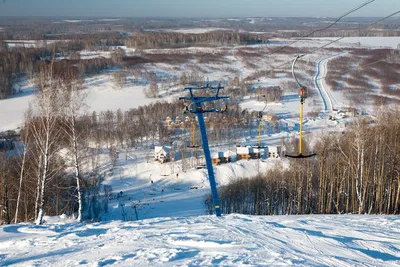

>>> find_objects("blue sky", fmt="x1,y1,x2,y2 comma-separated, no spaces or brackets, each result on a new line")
0,0,398,17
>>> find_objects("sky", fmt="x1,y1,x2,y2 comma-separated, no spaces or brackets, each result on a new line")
0,0,399,18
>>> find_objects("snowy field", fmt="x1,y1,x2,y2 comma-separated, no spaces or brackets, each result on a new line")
144,28,232,34
312,37,400,49
1,214,399,266
2,36,400,132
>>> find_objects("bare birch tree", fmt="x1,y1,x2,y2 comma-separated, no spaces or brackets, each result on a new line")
61,78,86,222
14,118,30,224
30,62,65,225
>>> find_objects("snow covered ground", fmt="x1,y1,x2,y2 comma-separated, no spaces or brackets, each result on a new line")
1,147,399,266
312,37,400,49
1,214,400,266
314,52,346,112
0,78,36,132
4,40,61,49
144,28,232,34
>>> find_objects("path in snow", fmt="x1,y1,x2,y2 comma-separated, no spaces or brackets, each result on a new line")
314,53,345,112
1,214,400,266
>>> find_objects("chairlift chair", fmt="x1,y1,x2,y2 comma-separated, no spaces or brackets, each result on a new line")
285,55,317,159
187,119,201,149
254,94,269,149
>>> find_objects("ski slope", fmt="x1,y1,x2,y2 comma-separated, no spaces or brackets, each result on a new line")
314,53,345,112
1,214,400,266
1,150,400,266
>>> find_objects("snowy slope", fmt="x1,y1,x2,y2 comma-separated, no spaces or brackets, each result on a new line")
1,148,399,266
1,214,400,266
97,149,286,221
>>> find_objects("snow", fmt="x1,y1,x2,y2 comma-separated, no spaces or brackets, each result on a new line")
0,78,36,132
84,73,156,112
1,35,399,263
5,40,60,49
78,51,112,59
145,28,232,34
240,95,306,118
62,20,94,23
314,52,346,111
312,37,400,49
337,37,400,49
0,73,163,131
1,214,400,266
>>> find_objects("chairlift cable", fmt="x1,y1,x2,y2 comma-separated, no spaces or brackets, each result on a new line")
217,0,377,83
217,9,399,86
262,10,400,78
266,0,376,57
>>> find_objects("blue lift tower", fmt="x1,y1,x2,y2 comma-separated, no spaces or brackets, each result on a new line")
179,84,229,217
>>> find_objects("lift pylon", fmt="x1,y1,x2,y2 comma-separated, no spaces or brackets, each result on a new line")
179,84,229,217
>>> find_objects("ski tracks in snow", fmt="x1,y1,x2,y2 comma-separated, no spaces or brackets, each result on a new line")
1,215,400,266
314,53,346,112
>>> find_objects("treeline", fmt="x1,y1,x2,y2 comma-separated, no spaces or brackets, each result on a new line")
125,32,269,49
206,109,400,215
0,62,118,225
0,44,121,99
0,47,45,98
73,100,262,151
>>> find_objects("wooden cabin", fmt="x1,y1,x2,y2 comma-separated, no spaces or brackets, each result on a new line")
237,146,251,160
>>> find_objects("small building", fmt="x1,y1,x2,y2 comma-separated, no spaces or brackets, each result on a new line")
237,146,251,161
250,147,260,159
211,152,231,165
262,113,278,122
236,146,260,160
224,151,237,163
330,109,347,120
154,146,171,163
165,116,172,126
267,146,282,158
211,152,221,165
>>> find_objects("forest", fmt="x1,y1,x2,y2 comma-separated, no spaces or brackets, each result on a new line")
206,110,400,215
